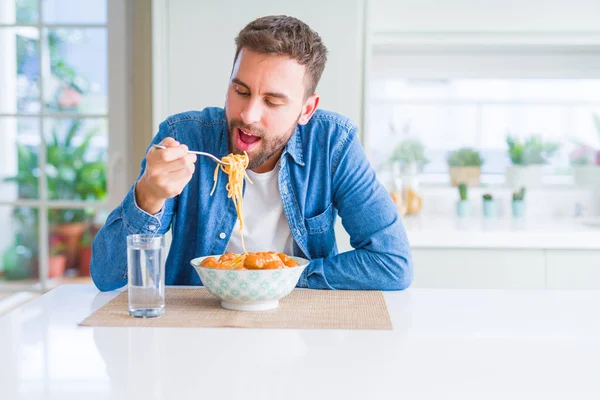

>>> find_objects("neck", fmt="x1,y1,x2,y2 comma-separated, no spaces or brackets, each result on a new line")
251,151,283,174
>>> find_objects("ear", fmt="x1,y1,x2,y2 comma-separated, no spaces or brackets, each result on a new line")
298,93,320,125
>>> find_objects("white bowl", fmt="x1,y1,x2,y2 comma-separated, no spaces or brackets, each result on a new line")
190,255,309,311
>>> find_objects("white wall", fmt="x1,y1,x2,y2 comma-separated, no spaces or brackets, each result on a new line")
370,0,600,33
157,0,365,130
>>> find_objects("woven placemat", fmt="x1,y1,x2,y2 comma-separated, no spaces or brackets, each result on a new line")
79,287,392,330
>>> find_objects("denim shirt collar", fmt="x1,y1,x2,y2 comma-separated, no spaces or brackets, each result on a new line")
282,125,305,167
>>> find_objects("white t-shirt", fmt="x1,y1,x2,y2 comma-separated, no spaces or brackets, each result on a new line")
224,162,294,255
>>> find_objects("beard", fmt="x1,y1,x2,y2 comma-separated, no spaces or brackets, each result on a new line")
226,111,300,170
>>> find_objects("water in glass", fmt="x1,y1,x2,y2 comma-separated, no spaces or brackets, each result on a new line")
127,234,165,318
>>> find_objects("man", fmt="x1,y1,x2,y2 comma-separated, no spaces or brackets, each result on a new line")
91,15,413,291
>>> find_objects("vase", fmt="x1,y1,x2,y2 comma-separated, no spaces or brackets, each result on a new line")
48,255,67,278
52,222,86,271
456,200,470,218
482,200,497,218
78,247,93,277
449,167,481,187
512,200,525,219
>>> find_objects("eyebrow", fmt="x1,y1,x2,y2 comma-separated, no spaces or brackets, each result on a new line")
231,78,289,101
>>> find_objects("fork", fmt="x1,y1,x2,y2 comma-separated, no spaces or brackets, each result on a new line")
152,144,228,165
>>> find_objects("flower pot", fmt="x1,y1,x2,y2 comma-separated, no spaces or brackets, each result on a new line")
512,200,525,219
78,247,92,277
52,222,86,270
505,165,543,189
572,165,600,189
482,200,498,218
449,167,481,187
48,254,67,278
456,200,470,218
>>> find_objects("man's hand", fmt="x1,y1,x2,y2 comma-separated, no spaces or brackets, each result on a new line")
135,137,197,214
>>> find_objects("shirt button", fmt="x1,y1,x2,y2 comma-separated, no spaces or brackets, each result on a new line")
219,232,226,239
148,225,157,231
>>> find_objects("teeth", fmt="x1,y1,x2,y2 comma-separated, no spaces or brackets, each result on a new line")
240,128,256,137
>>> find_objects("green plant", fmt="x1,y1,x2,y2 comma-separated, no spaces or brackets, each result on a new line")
447,147,484,167
4,120,107,225
80,229,94,248
458,182,468,201
482,193,493,201
506,135,560,165
512,187,526,201
49,234,66,256
389,139,429,170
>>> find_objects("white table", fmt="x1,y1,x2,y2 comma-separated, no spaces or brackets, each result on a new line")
1,285,599,400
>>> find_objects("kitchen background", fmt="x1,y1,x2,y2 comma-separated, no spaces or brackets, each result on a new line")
0,0,599,310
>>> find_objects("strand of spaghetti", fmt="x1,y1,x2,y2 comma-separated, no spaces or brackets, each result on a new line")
209,162,220,196
209,152,252,254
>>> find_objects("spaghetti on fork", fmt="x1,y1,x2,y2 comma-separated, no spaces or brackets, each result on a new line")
209,152,253,255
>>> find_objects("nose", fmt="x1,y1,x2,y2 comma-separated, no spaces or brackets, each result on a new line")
240,98,262,126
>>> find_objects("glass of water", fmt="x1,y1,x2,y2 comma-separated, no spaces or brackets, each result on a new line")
127,234,166,318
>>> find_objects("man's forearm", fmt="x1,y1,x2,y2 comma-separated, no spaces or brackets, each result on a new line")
135,179,166,215
299,245,412,290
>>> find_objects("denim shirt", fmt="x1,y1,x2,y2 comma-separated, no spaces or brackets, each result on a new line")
90,107,413,291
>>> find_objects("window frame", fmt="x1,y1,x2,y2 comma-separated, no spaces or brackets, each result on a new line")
0,0,130,292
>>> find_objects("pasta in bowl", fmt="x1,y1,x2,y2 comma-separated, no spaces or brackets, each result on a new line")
190,252,309,311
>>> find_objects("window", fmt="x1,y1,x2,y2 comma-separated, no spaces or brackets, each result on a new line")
367,49,600,186
0,0,126,290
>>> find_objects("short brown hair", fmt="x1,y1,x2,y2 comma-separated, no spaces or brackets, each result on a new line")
234,15,328,98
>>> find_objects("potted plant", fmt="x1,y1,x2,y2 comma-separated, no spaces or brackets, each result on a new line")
4,120,106,271
447,147,484,187
482,193,497,218
569,113,600,189
456,182,470,217
512,187,526,219
48,233,67,278
387,122,428,172
389,138,429,174
505,135,560,189
78,226,95,277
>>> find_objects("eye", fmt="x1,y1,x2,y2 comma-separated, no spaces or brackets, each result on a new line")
265,99,282,107
234,85,249,96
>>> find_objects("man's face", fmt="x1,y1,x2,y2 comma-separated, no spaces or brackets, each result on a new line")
225,48,317,172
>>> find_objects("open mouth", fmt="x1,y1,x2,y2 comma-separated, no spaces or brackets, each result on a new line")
236,127,261,151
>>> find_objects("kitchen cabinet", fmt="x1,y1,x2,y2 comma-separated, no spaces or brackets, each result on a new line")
546,250,600,290
411,248,546,289
409,248,600,290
